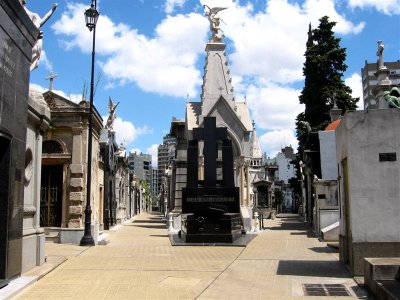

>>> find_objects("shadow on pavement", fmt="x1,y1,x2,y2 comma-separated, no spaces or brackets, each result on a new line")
308,246,338,253
131,219,165,224
130,224,167,229
149,234,169,238
269,222,309,231
277,260,350,278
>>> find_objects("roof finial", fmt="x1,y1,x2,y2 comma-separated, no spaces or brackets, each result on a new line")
45,72,58,91
376,40,385,69
333,93,337,108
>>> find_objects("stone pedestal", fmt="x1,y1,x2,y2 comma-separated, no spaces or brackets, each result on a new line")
181,186,241,243
374,67,392,109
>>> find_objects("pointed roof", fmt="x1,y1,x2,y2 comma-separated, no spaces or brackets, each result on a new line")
201,43,235,116
250,121,262,159
186,41,252,132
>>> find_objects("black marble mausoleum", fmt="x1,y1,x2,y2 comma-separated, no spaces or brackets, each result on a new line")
0,0,38,287
181,117,242,243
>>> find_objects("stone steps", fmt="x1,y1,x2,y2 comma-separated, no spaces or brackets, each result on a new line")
44,229,60,243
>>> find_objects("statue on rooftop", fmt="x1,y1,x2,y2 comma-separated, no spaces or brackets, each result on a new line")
204,5,227,42
376,40,385,70
105,97,119,130
23,0,58,71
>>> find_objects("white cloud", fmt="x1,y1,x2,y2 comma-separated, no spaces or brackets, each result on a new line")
345,73,363,109
259,129,299,158
29,83,83,104
40,50,53,72
237,81,304,131
146,144,159,167
348,0,400,15
105,117,152,146
165,0,187,14
51,1,364,99
52,3,208,98
200,0,365,84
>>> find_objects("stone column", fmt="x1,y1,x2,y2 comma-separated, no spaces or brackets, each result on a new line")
238,157,245,206
68,128,84,228
246,164,251,206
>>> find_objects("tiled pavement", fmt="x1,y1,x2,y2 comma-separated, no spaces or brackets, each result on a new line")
10,213,370,300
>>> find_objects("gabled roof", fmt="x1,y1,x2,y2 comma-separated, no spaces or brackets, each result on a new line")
200,95,252,131
43,90,82,108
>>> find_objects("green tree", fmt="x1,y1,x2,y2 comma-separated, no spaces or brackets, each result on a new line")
273,190,284,209
296,16,358,158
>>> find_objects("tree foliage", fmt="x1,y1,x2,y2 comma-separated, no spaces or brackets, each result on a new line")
296,16,358,158
291,16,358,197
273,189,284,209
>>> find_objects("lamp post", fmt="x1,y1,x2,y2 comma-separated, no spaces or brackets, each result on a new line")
80,0,99,246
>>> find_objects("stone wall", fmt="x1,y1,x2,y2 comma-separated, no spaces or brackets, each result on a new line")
22,90,50,273
336,109,400,276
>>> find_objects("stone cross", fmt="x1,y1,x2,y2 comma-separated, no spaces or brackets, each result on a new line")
193,117,227,187
376,40,385,69
45,72,58,91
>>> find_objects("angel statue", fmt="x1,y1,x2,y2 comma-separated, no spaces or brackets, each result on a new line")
23,0,58,71
204,5,227,42
105,97,119,130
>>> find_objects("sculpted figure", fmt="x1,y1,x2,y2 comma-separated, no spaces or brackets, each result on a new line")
105,97,119,130
376,40,385,69
384,87,400,109
23,0,58,71
204,5,227,42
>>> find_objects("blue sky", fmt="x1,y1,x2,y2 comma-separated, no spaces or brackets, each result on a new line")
27,0,400,166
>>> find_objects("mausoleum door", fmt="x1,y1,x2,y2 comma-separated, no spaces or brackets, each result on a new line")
257,186,269,207
40,165,63,227
0,135,11,283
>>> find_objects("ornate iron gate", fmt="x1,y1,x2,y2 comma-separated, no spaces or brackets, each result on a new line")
40,165,63,227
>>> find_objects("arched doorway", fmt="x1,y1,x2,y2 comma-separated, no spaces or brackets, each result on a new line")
253,180,272,208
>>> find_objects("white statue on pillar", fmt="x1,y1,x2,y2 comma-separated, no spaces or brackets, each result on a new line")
376,40,385,70
23,0,58,71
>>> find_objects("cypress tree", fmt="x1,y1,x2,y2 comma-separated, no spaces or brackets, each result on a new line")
296,16,358,158
290,17,358,212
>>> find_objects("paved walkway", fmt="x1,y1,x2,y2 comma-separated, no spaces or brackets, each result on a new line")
11,214,369,299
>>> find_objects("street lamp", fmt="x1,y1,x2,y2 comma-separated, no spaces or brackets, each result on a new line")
80,0,99,246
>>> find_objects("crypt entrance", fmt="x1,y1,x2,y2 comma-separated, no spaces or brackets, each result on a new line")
40,164,63,227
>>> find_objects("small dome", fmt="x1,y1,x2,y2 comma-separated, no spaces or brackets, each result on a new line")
325,119,341,131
